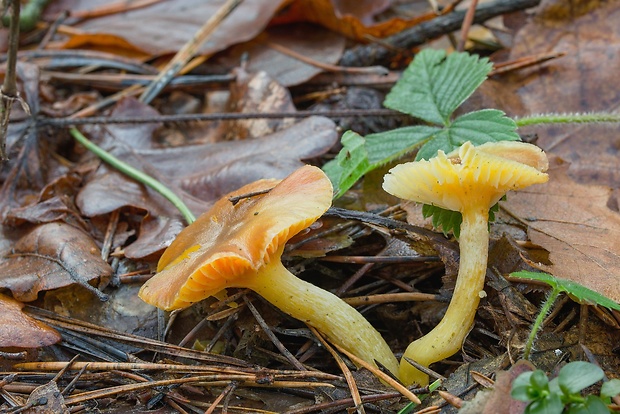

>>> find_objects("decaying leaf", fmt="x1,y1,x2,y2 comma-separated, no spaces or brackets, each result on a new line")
75,99,337,258
216,24,346,87
23,380,69,414
507,0,620,188
0,223,112,302
273,0,441,41
0,292,61,349
217,67,297,140
503,159,620,303
49,0,285,56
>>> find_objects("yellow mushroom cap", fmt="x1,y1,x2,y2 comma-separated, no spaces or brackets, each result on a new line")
383,141,549,212
139,165,333,310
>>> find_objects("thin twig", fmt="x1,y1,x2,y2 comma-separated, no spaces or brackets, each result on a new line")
457,0,478,51
308,326,365,414
0,0,30,161
243,296,307,371
139,0,242,104
38,108,401,127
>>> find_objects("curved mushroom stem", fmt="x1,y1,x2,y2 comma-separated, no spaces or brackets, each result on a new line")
241,247,400,377
399,207,489,386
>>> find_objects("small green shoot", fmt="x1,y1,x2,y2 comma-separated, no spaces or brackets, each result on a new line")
511,361,620,414
70,127,196,225
396,378,443,414
511,271,620,360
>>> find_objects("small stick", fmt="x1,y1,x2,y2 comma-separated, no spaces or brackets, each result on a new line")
0,0,30,161
309,326,365,414
139,0,242,104
457,0,479,51
332,343,422,405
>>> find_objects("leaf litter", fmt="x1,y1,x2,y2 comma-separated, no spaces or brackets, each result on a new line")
1,0,620,413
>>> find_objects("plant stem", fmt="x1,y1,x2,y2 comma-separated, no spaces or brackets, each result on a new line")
69,127,195,225
523,288,560,360
516,112,620,127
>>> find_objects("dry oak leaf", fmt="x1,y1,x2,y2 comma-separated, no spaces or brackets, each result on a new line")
273,0,442,41
503,158,620,303
0,222,112,302
0,292,61,348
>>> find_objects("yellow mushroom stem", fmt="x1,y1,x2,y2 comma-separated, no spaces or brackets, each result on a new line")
400,205,489,386
240,245,400,377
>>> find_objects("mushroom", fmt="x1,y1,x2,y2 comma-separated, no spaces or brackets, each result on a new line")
382,141,549,386
139,165,399,376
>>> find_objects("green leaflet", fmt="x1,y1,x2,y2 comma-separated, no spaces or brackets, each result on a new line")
384,49,492,126
324,49,520,234
511,271,620,311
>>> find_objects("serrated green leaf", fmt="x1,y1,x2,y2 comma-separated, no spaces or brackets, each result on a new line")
365,125,440,165
323,131,371,198
422,204,462,238
384,49,492,125
415,110,519,160
558,362,604,395
510,271,620,311
421,200,502,239
450,109,520,143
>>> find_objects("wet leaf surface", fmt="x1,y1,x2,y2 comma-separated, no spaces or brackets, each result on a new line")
215,24,346,87
504,159,620,302
48,0,284,56
0,223,112,302
0,292,61,348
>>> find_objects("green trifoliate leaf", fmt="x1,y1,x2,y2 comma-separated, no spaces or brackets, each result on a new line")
323,130,371,198
510,271,620,311
384,49,492,125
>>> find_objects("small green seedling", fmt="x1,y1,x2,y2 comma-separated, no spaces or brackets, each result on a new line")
396,378,443,414
511,361,620,414
511,271,620,360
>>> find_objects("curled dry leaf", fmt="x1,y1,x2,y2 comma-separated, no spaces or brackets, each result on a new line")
503,159,620,303
0,223,112,302
0,292,61,348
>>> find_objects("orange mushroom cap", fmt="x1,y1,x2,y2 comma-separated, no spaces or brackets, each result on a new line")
139,165,333,310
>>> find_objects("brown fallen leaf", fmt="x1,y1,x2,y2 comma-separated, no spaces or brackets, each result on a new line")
49,0,285,56
505,0,620,188
503,158,620,303
217,66,297,140
75,99,337,258
0,292,61,348
0,222,112,302
273,0,441,41
215,24,346,87
23,380,69,414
